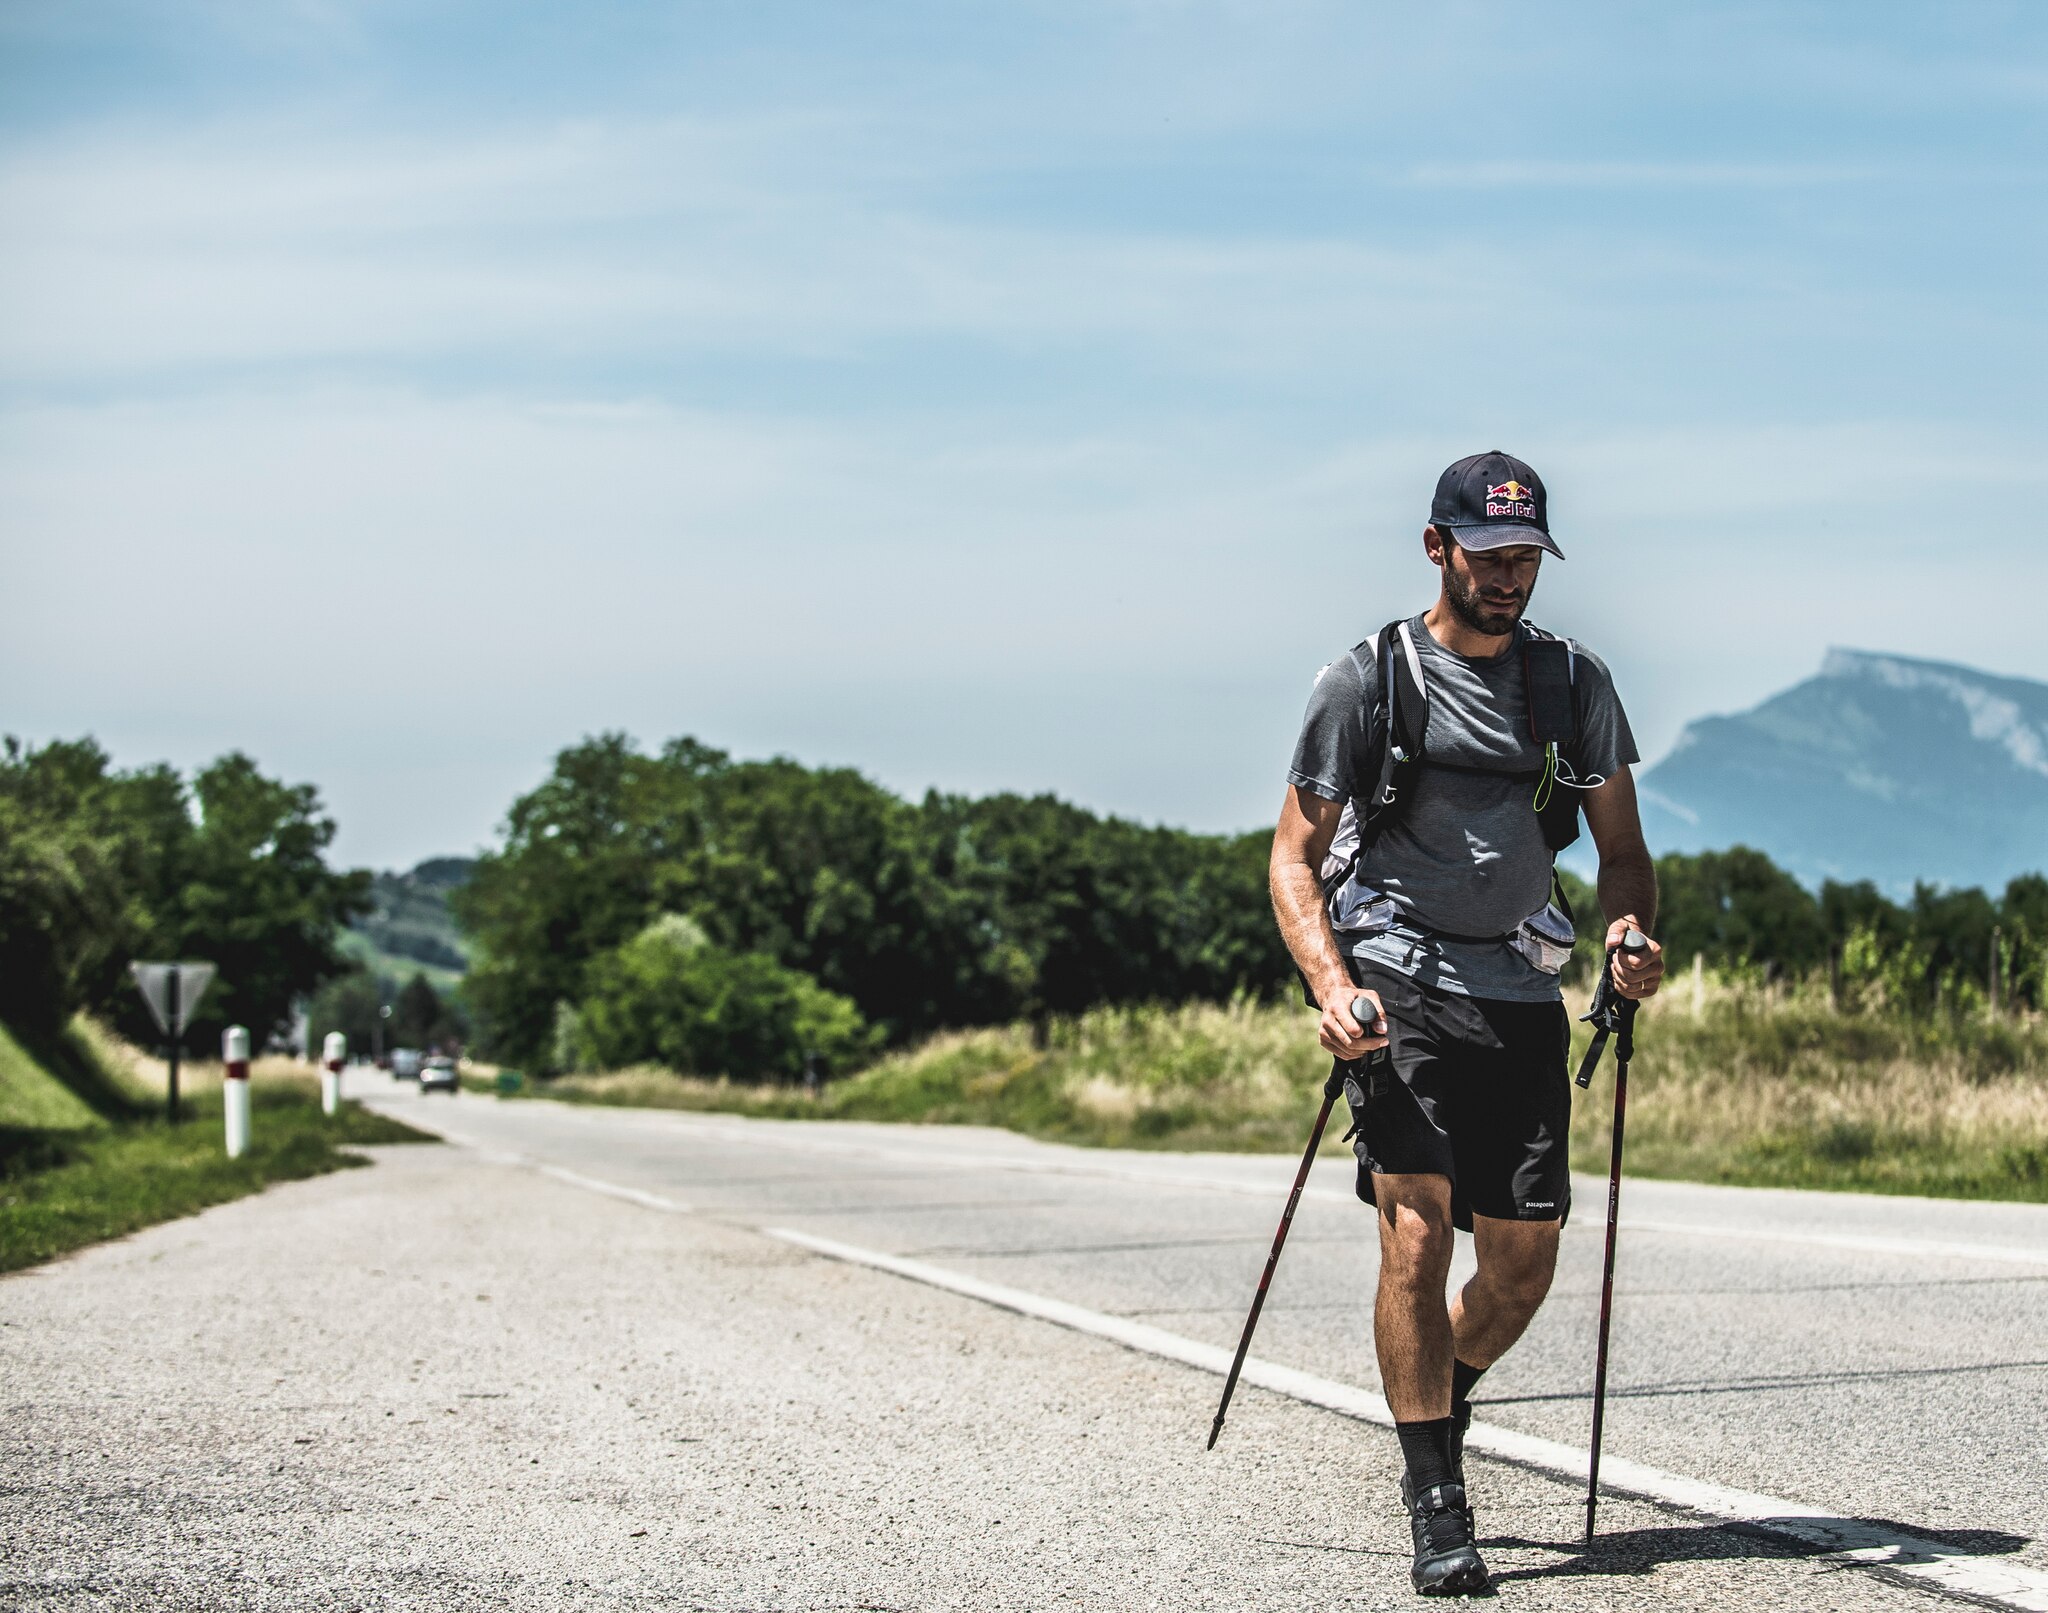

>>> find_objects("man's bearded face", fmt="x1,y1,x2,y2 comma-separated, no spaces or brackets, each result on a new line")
1440,539,1541,636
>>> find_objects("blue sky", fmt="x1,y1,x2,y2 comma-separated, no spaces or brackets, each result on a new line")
4,2,2046,869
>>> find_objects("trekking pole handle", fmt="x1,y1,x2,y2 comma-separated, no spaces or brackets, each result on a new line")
1597,930,1650,993
1577,930,1653,1091
1349,995,1391,1072
1605,929,1651,1004
1611,929,1651,1060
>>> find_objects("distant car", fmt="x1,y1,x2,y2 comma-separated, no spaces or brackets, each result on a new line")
419,1056,459,1095
390,1048,423,1080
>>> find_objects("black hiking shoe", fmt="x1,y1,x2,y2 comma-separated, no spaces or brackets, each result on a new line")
1403,1479,1491,1597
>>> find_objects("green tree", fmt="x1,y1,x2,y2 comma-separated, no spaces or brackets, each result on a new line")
390,972,467,1051
0,739,140,1039
572,914,877,1081
306,969,384,1058
130,753,370,1045
1909,883,2001,1009
455,733,1293,1068
1819,879,1909,950
456,735,726,1069
0,736,367,1048
2001,873,2048,1010
1653,846,1828,975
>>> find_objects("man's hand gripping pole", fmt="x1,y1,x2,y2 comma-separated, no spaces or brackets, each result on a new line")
1207,996,1384,1451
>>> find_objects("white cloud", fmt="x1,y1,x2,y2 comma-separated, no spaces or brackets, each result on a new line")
0,113,1582,384
1403,160,1891,188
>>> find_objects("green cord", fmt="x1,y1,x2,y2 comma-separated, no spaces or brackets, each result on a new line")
1533,742,1558,813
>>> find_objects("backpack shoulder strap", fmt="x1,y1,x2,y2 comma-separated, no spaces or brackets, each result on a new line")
1523,620,1589,854
1520,621,1579,748
1383,618,1428,758
1361,619,1427,848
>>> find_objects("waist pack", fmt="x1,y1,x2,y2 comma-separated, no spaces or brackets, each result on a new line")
1509,899,1578,975
1328,872,1577,975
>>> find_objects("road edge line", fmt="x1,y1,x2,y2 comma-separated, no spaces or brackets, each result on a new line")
536,1165,689,1214
768,1226,2048,1613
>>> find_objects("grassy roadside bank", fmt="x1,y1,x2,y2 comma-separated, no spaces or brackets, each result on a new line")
0,1020,430,1274
516,985,2048,1203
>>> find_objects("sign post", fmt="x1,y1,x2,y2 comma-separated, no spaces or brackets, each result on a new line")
321,1032,347,1116
222,1025,251,1158
129,961,218,1125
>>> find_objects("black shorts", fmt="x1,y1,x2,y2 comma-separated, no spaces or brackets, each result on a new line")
1339,961,1572,1232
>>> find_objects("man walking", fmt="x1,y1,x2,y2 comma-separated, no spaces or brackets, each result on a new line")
1269,451,1664,1596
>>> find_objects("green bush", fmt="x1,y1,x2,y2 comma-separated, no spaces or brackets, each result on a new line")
570,914,878,1082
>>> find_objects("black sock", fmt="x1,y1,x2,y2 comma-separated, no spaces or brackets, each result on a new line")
1396,1418,1457,1493
1451,1359,1488,1419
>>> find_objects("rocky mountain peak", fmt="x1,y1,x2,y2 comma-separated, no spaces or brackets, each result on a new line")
1634,650,2048,893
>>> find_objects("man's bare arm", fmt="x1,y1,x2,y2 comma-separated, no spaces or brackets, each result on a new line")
1580,765,1664,999
1270,785,1388,1055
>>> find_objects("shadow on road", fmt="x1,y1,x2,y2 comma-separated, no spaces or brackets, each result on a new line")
1486,1518,2034,1584
1476,1354,2048,1406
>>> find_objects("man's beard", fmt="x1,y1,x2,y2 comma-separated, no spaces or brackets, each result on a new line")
1444,563,1532,637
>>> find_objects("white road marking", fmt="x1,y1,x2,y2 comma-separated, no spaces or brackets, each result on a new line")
770,1226,2048,1613
364,1111,692,1214
536,1165,689,1214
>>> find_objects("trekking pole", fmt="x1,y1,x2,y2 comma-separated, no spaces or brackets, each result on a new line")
1576,928,1650,1543
1208,997,1385,1450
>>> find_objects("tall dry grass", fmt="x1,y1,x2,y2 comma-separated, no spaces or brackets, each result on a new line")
78,1015,313,1101
1575,975,2048,1198
536,977,2048,1200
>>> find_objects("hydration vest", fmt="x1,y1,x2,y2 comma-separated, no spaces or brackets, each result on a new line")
1319,617,1591,942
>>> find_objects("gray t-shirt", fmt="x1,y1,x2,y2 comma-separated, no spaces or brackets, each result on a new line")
1287,615,1638,1002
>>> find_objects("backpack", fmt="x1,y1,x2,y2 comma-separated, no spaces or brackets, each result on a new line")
1318,617,1591,944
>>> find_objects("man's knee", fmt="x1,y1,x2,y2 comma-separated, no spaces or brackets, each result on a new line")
1473,1218,1560,1307
1375,1174,1456,1290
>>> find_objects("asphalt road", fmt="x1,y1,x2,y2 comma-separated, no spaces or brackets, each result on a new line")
4,1079,2045,1610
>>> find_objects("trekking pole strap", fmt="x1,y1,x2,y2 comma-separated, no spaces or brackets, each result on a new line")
1574,931,1648,1090
1573,1025,1612,1090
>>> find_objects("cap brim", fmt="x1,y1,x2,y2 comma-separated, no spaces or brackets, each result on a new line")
1447,521,1564,560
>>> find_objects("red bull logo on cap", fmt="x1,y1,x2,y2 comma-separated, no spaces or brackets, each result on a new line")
1485,480,1537,520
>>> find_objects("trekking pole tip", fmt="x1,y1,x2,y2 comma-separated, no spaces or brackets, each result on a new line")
1206,1418,1223,1451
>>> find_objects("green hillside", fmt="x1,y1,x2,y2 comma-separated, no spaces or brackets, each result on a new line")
336,929,464,996
0,1020,104,1132
351,857,474,978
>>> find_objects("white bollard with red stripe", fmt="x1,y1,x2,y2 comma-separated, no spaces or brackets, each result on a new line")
222,1025,252,1158
322,1032,346,1116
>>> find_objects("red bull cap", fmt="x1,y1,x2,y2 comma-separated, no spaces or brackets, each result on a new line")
1428,450,1563,558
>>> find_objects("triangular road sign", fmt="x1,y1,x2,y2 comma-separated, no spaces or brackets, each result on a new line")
129,961,219,1036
